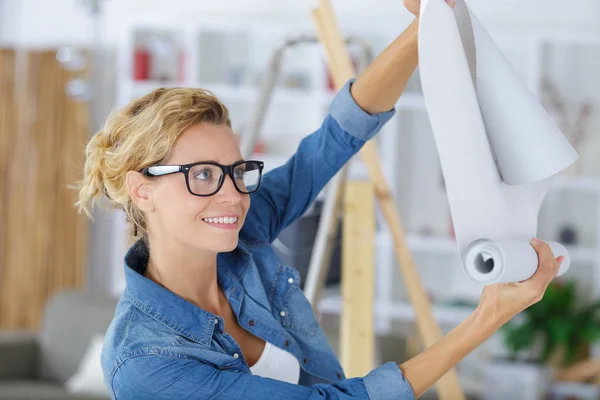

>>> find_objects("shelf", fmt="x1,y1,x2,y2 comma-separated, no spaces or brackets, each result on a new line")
317,296,475,325
203,83,327,104
125,80,327,103
405,233,458,254
123,80,187,100
375,231,458,255
124,81,426,110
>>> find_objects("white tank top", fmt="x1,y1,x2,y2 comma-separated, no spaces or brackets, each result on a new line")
249,341,300,384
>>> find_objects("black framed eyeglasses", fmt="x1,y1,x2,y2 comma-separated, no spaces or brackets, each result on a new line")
141,160,264,197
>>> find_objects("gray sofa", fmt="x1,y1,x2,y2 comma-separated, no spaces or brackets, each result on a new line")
0,290,118,400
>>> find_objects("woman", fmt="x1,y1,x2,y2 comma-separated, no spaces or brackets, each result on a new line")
77,1,563,399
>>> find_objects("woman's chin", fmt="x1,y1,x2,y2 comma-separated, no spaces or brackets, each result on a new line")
219,241,239,253
205,236,239,254
196,225,241,253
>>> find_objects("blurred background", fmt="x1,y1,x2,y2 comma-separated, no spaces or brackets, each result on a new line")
0,0,599,399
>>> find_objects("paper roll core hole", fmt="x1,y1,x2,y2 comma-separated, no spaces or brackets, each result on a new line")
474,252,495,274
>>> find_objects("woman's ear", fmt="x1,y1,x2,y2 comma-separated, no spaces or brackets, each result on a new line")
126,171,155,213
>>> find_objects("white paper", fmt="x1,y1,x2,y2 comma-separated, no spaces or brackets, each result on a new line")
418,0,579,284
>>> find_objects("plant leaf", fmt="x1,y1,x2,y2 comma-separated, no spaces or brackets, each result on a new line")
503,322,536,357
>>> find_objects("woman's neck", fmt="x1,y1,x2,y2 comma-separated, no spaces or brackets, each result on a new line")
144,236,223,315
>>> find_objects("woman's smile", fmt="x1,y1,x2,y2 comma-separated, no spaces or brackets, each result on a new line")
201,214,240,229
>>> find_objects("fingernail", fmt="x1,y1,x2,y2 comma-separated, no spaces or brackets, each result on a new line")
531,237,542,245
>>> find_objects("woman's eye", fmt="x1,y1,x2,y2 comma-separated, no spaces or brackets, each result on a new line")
194,169,212,180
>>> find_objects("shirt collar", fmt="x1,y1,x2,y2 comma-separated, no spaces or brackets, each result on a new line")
123,239,253,346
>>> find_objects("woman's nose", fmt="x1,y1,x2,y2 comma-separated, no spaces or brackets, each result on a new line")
216,174,242,203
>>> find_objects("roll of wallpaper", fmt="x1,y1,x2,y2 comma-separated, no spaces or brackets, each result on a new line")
463,239,571,284
418,0,579,284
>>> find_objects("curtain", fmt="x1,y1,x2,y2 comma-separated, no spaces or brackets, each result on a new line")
0,49,89,330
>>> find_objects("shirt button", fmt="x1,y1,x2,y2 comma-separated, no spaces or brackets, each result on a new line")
303,358,308,364
284,340,290,347
336,373,342,379
214,319,219,325
280,311,286,317
249,320,255,326
288,277,294,284
233,353,239,359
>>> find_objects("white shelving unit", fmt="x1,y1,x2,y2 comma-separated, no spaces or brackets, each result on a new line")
318,295,475,328
114,12,600,394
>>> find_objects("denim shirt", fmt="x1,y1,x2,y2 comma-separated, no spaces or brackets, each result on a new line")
101,79,415,400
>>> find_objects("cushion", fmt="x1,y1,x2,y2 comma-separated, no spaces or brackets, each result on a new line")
64,334,110,398
38,290,118,382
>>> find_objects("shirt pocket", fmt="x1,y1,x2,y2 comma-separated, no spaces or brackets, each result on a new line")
270,264,319,337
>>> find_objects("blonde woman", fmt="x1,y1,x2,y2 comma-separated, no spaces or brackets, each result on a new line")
78,1,563,399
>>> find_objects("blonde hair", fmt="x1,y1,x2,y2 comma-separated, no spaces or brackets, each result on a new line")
76,87,231,238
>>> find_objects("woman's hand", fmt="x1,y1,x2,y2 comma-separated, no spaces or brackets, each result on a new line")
399,238,562,397
404,0,456,18
399,238,562,398
477,238,564,328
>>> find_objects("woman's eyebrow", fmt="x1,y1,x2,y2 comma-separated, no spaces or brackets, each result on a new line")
188,159,245,165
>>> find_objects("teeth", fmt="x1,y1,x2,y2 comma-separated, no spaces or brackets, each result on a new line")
203,217,237,224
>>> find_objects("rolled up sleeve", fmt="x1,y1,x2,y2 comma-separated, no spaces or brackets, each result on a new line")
363,362,415,400
329,78,396,142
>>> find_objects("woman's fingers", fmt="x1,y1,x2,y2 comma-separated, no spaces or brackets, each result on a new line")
522,238,560,302
531,238,553,265
532,239,560,276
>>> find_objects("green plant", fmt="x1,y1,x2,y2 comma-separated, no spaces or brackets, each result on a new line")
502,279,600,368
